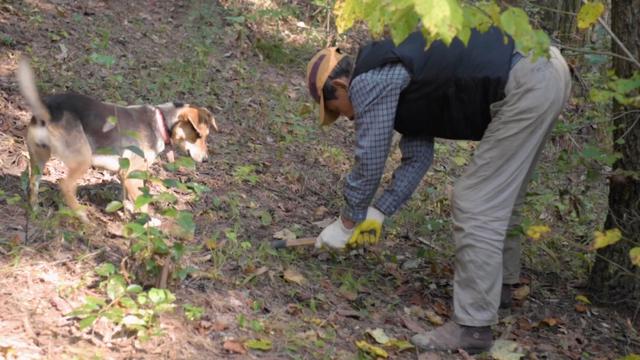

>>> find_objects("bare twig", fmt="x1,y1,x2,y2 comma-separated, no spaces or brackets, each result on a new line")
615,114,640,142
558,44,637,63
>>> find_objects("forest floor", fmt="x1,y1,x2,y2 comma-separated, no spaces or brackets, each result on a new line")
0,0,638,359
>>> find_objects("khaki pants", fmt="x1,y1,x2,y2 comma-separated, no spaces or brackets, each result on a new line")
451,47,571,326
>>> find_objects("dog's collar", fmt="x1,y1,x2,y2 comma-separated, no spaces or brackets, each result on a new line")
153,107,171,145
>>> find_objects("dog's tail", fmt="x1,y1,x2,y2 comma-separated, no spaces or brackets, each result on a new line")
17,57,51,124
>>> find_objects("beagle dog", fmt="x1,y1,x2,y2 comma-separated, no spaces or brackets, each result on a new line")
17,58,218,222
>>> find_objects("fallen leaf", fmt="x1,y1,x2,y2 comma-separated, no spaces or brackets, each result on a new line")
298,330,318,341
313,206,329,220
425,310,444,326
490,339,525,360
356,340,388,358
283,268,306,285
211,321,229,331
223,340,246,354
541,317,559,327
244,338,272,351
512,285,530,301
525,225,551,240
273,228,296,241
366,328,390,344
401,316,426,333
338,287,358,301
432,300,450,316
386,339,414,351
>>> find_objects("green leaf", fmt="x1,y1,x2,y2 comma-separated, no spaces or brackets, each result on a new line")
134,193,153,210
122,314,146,327
125,145,146,158
127,170,149,180
155,192,178,203
119,158,130,171
105,201,123,213
175,156,196,170
106,115,118,126
96,147,117,155
123,222,145,238
106,275,127,300
85,295,107,308
177,211,196,234
244,339,272,351
79,315,98,330
148,288,175,305
103,308,124,323
89,52,116,66
260,211,273,226
577,2,604,30
183,304,204,321
127,284,143,294
120,296,138,310
414,0,463,45
95,262,116,277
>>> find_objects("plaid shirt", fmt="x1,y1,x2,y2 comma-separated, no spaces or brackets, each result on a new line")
342,63,434,223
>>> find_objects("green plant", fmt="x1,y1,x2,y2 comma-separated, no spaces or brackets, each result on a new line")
68,263,176,340
233,164,260,185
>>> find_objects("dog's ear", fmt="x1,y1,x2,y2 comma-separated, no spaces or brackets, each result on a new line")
178,108,208,137
198,108,218,132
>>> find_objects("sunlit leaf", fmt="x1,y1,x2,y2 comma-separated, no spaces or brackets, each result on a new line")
78,315,97,330
577,1,604,30
366,328,390,344
629,247,640,267
525,225,551,240
575,294,592,304
591,228,622,250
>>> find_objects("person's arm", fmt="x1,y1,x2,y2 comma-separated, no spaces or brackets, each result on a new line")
342,64,410,223
374,135,434,216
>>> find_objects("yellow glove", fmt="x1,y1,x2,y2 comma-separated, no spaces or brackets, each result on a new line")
347,207,385,248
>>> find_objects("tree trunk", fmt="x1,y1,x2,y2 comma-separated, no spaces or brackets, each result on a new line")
587,0,640,306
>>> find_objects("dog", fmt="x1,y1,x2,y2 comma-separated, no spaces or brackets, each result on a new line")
17,58,218,222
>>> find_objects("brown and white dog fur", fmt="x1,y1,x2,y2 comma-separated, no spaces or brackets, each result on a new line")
17,58,218,222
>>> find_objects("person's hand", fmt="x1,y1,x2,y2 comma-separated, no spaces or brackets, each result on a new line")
347,207,385,247
315,217,355,249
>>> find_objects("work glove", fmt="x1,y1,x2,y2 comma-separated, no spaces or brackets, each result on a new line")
315,217,354,249
347,207,385,247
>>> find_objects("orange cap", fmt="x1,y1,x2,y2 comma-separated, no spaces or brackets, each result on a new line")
306,47,345,126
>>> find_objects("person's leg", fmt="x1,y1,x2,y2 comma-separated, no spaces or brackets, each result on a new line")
453,47,571,327
412,47,571,352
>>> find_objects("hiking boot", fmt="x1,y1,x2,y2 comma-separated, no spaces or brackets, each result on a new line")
500,284,513,309
410,321,493,354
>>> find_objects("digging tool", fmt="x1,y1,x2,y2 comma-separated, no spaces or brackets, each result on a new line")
270,237,316,249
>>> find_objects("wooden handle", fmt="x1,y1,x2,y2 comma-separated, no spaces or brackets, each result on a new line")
270,237,316,249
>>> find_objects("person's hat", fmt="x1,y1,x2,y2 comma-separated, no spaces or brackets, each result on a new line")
306,47,345,126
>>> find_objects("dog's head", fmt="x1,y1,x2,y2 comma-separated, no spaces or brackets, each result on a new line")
169,105,218,162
